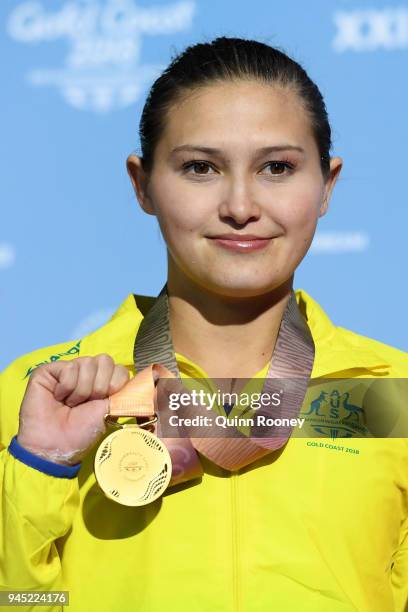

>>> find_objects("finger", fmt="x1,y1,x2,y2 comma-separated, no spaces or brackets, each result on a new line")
92,354,115,399
108,365,130,395
65,357,98,407
53,361,80,402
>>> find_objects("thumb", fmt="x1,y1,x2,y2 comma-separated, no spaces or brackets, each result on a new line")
70,397,110,432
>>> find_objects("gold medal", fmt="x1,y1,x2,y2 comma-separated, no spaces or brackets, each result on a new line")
94,424,172,507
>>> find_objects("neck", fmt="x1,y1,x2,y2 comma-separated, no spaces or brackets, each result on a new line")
166,273,294,379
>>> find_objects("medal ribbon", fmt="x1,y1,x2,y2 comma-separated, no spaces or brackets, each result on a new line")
108,284,315,487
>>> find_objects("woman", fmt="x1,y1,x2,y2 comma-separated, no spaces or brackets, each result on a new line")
1,37,407,612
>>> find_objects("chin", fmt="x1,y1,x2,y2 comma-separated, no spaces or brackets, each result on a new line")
199,276,287,299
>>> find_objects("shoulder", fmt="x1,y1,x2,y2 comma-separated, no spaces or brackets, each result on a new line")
0,293,148,382
1,339,82,383
336,326,408,375
0,293,146,442
296,288,408,377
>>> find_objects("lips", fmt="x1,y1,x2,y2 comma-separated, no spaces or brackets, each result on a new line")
211,234,269,240
207,234,272,253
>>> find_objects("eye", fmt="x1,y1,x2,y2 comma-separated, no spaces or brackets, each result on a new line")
181,159,295,177
182,160,216,175
261,161,295,176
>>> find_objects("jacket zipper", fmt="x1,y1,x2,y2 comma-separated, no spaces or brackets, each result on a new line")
231,471,241,612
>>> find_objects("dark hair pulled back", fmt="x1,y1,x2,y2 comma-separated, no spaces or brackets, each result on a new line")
139,36,332,180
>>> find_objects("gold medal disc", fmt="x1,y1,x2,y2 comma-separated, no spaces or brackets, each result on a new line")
94,426,172,506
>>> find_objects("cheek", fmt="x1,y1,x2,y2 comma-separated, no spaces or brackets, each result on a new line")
154,201,201,248
278,182,323,234
152,185,210,239
163,207,199,231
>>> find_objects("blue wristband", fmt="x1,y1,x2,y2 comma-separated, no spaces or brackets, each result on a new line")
8,435,81,479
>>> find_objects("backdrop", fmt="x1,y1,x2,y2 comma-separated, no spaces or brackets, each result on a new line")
1,0,407,371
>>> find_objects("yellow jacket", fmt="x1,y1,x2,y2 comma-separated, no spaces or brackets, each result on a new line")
1,289,408,612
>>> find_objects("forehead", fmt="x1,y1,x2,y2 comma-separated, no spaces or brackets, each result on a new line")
156,80,316,154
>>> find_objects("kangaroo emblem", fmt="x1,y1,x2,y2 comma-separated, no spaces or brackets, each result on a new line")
302,391,329,416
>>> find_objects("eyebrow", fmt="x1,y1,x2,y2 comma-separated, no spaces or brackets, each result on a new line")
169,144,305,156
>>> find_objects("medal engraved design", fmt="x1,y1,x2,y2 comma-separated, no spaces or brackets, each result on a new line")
94,426,172,506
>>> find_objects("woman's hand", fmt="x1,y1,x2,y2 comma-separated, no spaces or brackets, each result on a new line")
16,355,130,465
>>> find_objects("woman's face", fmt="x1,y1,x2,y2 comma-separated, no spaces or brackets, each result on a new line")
128,80,342,298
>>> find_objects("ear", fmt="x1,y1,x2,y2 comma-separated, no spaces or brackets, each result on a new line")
319,156,343,217
126,154,156,215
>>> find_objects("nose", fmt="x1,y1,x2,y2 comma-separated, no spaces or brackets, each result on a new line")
218,176,261,226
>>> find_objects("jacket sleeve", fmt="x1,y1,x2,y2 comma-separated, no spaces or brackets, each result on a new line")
390,515,408,612
0,358,80,595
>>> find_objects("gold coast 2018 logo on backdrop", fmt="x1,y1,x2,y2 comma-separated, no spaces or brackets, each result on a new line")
7,0,196,113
